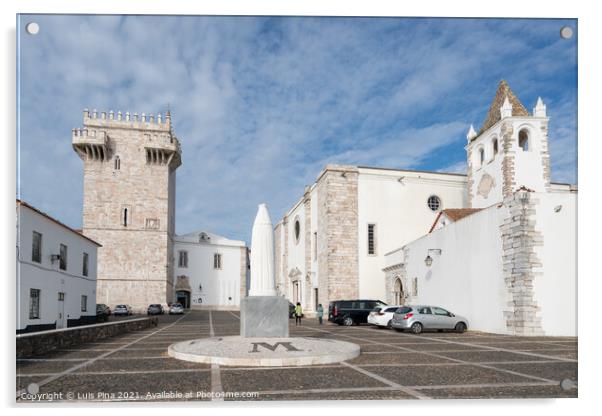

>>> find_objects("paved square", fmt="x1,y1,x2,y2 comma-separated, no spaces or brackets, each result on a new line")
16,310,577,402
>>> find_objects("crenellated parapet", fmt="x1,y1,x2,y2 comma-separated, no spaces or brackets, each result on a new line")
72,108,182,169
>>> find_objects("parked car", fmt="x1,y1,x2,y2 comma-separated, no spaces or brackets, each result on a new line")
147,304,165,315
169,303,185,315
113,304,133,316
391,305,469,334
367,305,404,329
328,300,387,326
96,303,111,322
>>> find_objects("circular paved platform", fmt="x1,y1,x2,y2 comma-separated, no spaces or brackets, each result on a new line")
168,336,361,367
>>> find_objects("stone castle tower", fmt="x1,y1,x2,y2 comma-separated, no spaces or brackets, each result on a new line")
72,109,182,311
465,80,551,208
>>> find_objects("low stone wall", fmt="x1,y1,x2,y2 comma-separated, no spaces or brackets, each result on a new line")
16,317,158,358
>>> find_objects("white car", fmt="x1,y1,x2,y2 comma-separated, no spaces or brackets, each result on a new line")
169,303,185,315
367,305,404,329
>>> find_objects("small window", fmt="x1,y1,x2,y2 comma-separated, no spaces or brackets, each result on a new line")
114,156,120,170
178,250,188,268
214,253,222,270
294,219,301,243
58,292,65,301
31,231,42,263
81,295,88,312
427,195,441,212
123,208,128,227
367,224,376,255
29,289,40,319
59,244,67,271
82,252,89,276
493,139,499,156
479,148,485,165
518,129,529,151
413,277,418,296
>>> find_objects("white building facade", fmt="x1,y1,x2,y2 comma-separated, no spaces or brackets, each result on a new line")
173,231,248,310
17,200,100,333
384,81,577,336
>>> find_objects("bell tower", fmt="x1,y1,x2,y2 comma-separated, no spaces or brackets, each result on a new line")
72,109,182,311
465,80,551,208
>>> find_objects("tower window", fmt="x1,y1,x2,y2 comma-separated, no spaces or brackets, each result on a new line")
479,148,485,165
214,253,222,270
427,195,441,212
493,139,499,156
518,129,529,151
123,208,128,226
367,224,376,255
114,156,120,170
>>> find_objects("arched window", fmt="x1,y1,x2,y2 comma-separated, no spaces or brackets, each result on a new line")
294,218,301,243
493,139,499,156
479,148,485,165
518,129,529,151
114,156,120,170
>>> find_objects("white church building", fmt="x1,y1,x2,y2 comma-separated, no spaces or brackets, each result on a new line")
173,230,248,310
275,81,577,336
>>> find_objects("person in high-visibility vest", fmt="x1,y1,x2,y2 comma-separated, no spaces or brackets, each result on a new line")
295,302,303,326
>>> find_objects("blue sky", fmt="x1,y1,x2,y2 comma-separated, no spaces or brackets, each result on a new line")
17,15,577,243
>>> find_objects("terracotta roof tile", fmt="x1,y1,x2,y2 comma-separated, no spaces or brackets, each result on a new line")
429,208,483,233
478,80,529,135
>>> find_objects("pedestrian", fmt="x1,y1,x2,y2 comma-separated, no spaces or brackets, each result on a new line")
317,303,324,325
295,302,303,326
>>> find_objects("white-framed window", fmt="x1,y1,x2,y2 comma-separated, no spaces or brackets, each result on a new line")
81,295,88,312
214,253,222,270
178,250,188,268
31,231,42,263
29,288,40,319
427,195,441,212
59,244,68,271
518,129,529,151
82,252,89,276
367,224,376,255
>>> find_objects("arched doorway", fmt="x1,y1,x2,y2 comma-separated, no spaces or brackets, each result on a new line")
175,290,191,308
393,277,404,305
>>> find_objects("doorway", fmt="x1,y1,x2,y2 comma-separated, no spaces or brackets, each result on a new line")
175,290,191,308
393,278,404,305
57,292,66,329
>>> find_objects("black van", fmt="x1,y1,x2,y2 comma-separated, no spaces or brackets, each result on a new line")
328,299,387,326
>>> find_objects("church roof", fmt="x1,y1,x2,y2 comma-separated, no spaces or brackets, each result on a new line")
429,208,483,233
478,80,529,136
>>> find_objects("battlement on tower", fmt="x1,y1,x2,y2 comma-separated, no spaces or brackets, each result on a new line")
82,108,173,132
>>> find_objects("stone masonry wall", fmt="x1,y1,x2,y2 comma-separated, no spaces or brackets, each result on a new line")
303,189,313,311
500,189,544,335
501,120,517,198
317,165,359,306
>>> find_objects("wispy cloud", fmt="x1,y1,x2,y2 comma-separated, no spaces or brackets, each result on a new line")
17,16,577,242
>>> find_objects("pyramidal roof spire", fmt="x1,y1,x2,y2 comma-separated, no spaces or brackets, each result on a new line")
466,124,477,142
479,80,529,134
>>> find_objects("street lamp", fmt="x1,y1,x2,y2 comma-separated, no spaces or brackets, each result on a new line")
424,249,442,267
424,255,433,267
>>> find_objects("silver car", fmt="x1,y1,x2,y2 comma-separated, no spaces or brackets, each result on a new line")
391,305,468,334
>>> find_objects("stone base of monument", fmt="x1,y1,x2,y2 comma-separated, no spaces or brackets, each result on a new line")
240,296,289,338
168,336,360,367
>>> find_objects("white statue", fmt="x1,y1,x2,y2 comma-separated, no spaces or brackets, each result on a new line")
248,203,277,296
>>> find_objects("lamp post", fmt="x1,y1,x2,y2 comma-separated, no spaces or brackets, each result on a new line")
424,249,442,267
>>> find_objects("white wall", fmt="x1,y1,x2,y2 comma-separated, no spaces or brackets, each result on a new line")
357,168,467,302
17,204,98,332
173,237,244,309
402,206,509,334
532,192,577,336
284,199,307,306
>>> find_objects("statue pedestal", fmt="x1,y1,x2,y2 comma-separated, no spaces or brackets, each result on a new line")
240,296,289,338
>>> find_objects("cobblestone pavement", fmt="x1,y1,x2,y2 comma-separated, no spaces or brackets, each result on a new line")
16,310,578,402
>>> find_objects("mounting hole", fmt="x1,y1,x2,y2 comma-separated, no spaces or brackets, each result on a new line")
560,26,573,39
25,22,40,35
